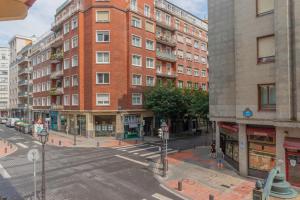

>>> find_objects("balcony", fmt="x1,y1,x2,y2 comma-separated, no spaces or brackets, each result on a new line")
18,80,29,86
156,20,175,31
156,35,176,47
18,104,28,108
51,104,64,110
156,72,177,79
18,68,30,75
18,92,28,97
50,70,64,79
156,51,177,62
18,56,30,65
50,87,64,96
50,52,64,64
51,3,80,31
50,34,63,48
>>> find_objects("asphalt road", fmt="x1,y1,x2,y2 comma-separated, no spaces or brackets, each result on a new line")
0,125,183,200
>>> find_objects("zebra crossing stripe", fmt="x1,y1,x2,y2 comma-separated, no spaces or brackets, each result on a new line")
16,143,28,149
152,193,173,200
140,149,173,157
115,144,148,150
146,150,178,159
33,141,42,145
128,146,157,153
0,164,11,179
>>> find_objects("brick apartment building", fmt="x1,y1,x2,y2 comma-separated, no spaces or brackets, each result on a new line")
31,0,208,138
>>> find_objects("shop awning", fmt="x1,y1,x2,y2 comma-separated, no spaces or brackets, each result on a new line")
219,122,239,133
246,126,275,137
284,137,300,150
0,0,36,21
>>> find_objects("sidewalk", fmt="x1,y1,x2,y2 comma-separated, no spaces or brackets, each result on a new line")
0,139,17,158
157,147,300,200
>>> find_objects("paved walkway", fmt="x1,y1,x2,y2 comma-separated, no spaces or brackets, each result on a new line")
157,147,300,200
0,139,17,158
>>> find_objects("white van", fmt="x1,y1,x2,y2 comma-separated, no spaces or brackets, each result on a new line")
8,118,20,127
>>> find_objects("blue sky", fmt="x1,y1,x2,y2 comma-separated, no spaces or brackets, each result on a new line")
0,0,207,46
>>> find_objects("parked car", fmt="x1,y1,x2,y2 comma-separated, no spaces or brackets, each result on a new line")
0,118,7,124
6,118,20,128
6,118,12,127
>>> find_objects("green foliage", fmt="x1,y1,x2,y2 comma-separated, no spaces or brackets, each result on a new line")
144,84,209,120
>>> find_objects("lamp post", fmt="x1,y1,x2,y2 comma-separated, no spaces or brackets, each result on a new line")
38,129,49,200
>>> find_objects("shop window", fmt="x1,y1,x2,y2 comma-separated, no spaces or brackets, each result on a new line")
257,35,275,63
258,84,276,111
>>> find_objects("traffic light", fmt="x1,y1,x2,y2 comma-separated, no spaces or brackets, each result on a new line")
158,128,163,138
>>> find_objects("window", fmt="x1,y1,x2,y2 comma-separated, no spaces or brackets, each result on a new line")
178,65,184,73
187,81,193,89
64,39,70,52
194,69,199,76
96,31,110,42
177,34,184,43
259,84,276,110
202,83,207,91
178,80,183,88
194,83,199,90
146,57,155,68
64,77,70,87
166,15,171,25
146,39,154,50
96,52,110,64
201,57,207,64
184,24,188,33
72,55,78,67
186,52,192,60
96,93,110,106
132,35,142,47
156,10,161,21
132,16,141,28
47,96,51,106
175,19,180,29
201,43,207,51
63,22,70,34
71,16,78,29
47,81,51,90
72,35,78,48
194,40,199,49
144,4,150,17
186,37,192,45
177,49,184,58
201,69,206,77
64,59,70,69
42,97,47,106
146,76,155,86
257,35,275,63
132,54,142,66
186,67,192,75
194,55,199,62
72,94,79,106
130,0,137,11
64,95,70,106
132,74,142,85
145,21,154,32
132,93,142,105
96,73,110,84
96,11,110,22
72,75,78,86
257,0,274,15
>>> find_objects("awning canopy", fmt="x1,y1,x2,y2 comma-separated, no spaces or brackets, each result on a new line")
284,137,300,150
219,122,239,134
246,126,275,137
0,0,36,21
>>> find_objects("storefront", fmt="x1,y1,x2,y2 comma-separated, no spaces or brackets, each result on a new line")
123,115,142,139
77,115,87,137
284,137,300,187
247,126,276,178
50,111,59,131
219,122,239,170
94,115,115,137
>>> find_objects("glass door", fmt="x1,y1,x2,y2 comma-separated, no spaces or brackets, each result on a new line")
286,152,300,187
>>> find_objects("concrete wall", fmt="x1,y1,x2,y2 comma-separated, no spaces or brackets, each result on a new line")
208,0,236,119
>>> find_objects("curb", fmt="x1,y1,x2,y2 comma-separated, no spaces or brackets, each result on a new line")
0,139,18,159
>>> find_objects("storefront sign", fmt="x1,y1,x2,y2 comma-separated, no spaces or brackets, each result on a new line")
243,108,253,118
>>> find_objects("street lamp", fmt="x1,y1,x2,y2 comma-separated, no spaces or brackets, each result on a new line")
38,129,49,200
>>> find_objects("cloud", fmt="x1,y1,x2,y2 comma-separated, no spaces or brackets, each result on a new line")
0,0,207,46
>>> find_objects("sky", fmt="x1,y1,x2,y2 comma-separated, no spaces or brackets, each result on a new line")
0,0,207,46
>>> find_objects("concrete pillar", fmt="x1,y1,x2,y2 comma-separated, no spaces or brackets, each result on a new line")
86,113,94,138
57,113,61,131
238,124,248,176
116,113,124,138
215,121,220,149
276,127,286,172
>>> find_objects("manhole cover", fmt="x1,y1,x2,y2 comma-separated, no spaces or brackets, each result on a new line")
221,184,231,188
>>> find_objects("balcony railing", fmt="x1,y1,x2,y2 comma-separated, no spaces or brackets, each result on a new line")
156,51,177,62
50,52,64,63
18,80,29,86
156,35,177,47
18,68,30,75
18,92,28,97
156,20,175,31
50,34,63,48
50,87,64,96
18,103,28,108
17,56,30,65
51,104,64,110
156,72,177,79
50,70,64,79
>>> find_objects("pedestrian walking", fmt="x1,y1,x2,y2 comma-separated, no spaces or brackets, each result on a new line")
210,141,216,158
216,148,224,169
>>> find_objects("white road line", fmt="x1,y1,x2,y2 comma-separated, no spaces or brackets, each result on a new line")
33,141,42,145
0,164,11,179
133,153,139,155
159,184,189,200
116,144,148,150
152,193,173,200
128,146,157,153
140,149,173,157
16,143,28,149
115,155,149,167
112,143,145,149
146,150,178,159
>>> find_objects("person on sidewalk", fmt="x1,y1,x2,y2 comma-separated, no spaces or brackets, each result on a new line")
210,141,216,158
216,148,224,169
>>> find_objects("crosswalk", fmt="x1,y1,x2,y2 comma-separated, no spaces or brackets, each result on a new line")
113,143,178,160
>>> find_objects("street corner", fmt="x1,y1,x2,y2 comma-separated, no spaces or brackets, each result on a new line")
105,139,144,148
168,150,202,163
0,138,18,158
46,134,73,147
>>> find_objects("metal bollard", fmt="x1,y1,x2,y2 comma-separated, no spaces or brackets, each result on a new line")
59,140,62,146
119,140,121,145
10,144,12,149
4,147,7,154
135,140,138,144
51,139,54,143
178,180,183,191
209,194,214,200
97,141,100,147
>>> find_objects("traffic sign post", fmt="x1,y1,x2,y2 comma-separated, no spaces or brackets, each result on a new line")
27,149,40,200
160,122,169,177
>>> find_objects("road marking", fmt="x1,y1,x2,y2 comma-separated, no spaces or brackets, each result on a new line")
0,164,11,179
152,193,173,200
33,141,42,145
112,143,144,149
146,150,178,159
8,136,24,140
116,144,148,150
115,155,149,167
128,146,157,153
140,149,173,157
133,153,139,155
16,143,28,149
159,184,189,200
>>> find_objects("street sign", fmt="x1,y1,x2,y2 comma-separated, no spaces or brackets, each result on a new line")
27,149,39,162
161,122,169,132
164,132,169,140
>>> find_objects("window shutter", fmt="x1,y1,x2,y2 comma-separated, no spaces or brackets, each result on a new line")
258,36,275,58
257,0,274,14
